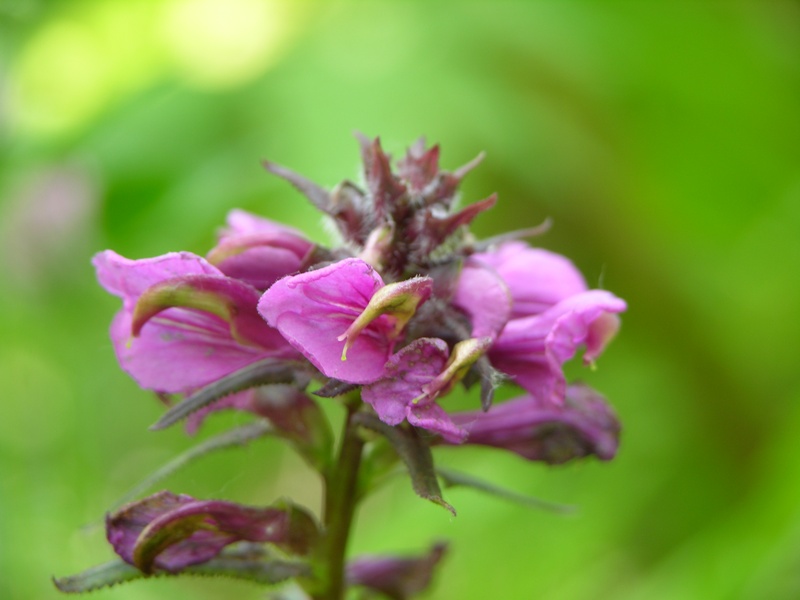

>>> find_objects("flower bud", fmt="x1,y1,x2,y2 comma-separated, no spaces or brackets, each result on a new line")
106,491,318,574
347,543,447,600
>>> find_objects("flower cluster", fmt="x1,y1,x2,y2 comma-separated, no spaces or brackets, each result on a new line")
58,136,626,599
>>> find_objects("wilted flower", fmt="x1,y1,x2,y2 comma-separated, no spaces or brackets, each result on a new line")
106,491,318,574
450,383,621,463
347,543,447,600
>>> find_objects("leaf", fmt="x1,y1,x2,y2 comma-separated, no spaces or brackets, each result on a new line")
436,467,575,514
53,544,310,594
150,359,300,430
112,422,273,511
53,561,143,594
353,413,455,516
312,378,359,399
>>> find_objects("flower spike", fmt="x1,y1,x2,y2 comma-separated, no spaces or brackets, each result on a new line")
75,135,627,599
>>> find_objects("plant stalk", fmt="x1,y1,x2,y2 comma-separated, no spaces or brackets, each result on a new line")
315,402,364,600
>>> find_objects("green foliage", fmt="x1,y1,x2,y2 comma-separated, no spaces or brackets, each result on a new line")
2,1,799,599
53,545,310,594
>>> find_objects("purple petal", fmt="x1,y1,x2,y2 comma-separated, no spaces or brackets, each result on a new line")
130,274,277,347
450,384,620,463
259,258,394,383
472,242,588,318
489,290,627,401
209,211,314,290
109,294,269,393
347,543,447,600
584,311,622,364
451,260,512,339
407,402,467,443
221,209,307,239
107,491,291,573
363,338,465,442
94,250,221,311
210,244,307,291
362,338,449,425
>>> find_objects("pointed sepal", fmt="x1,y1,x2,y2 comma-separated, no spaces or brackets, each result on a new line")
353,413,455,515
356,134,407,219
263,161,333,216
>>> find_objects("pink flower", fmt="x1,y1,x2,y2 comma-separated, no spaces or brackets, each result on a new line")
461,241,626,401
471,241,588,318
206,209,315,291
259,258,432,384
93,250,297,394
450,259,512,340
106,491,317,573
489,290,626,402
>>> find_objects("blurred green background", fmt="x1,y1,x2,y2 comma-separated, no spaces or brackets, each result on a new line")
2,1,799,598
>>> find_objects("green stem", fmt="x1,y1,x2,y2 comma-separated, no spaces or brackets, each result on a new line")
316,402,365,600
